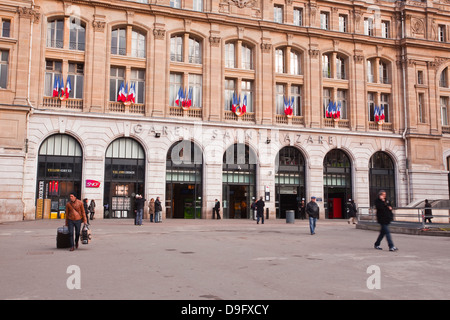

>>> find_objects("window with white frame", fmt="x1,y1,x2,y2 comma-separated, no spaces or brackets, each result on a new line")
275,49,284,73
290,50,301,75
438,25,446,42
241,44,253,70
339,15,347,32
291,85,302,116
440,67,448,88
336,56,346,80
241,80,253,112
379,61,389,84
44,60,62,96
381,21,390,38
320,12,329,30
0,49,8,88
323,88,331,116
1,18,11,38
131,69,145,104
188,37,202,64
68,63,84,99
69,18,85,51
170,35,183,62
364,18,373,36
322,54,331,78
367,60,374,83
274,5,283,24
193,0,203,11
189,74,202,108
293,8,302,26
276,83,285,114
131,30,146,58
47,19,64,48
224,79,236,110
441,97,449,126
170,0,181,8
109,66,125,101
111,27,126,55
380,93,390,123
169,72,183,106
418,93,425,123
337,89,347,119
368,92,375,121
225,43,236,68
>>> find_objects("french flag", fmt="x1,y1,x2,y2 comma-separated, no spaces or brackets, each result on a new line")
127,82,136,104
336,101,341,119
65,76,71,100
326,100,332,118
380,105,385,122
374,105,380,123
118,82,126,102
53,75,60,97
242,95,247,114
59,77,65,98
175,87,182,106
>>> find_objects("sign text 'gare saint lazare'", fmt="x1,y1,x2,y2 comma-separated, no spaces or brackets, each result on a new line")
133,123,336,147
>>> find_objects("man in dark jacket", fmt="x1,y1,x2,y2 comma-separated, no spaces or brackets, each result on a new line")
374,190,398,251
155,197,162,223
256,196,265,224
213,199,221,219
134,194,145,226
306,196,319,234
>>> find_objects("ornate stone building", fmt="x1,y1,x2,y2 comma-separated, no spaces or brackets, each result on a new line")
1,0,449,221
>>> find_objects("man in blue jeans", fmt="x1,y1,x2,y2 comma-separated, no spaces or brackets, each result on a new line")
374,190,398,251
134,194,146,226
306,196,319,235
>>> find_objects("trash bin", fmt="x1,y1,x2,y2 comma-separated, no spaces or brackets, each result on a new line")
286,210,295,223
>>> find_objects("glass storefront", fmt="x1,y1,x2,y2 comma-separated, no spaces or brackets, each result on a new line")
36,134,82,219
222,144,257,219
103,138,145,219
323,149,352,219
165,140,203,219
369,151,396,207
275,146,305,219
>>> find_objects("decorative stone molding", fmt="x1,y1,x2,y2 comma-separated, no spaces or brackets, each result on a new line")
429,57,450,70
309,49,320,58
229,0,257,8
209,36,221,47
411,17,425,37
153,28,166,40
260,42,272,53
354,49,364,63
17,6,40,23
92,20,106,32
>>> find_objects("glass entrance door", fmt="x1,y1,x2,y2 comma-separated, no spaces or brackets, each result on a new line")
110,183,133,218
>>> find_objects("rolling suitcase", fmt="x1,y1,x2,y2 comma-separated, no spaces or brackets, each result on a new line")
57,225,71,248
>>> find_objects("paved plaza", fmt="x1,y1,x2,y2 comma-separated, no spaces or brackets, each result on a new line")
1,218,450,301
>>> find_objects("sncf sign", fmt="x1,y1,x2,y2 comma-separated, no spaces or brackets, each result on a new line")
86,180,101,188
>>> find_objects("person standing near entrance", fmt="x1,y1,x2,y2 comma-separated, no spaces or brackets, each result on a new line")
347,199,357,225
65,193,87,251
256,196,265,224
82,198,90,225
155,196,162,223
213,199,221,219
374,190,398,251
134,194,145,226
299,199,306,220
89,199,96,220
424,199,433,223
306,196,319,235
148,198,155,222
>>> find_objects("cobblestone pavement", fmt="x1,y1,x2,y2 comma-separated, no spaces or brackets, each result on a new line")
1,218,450,300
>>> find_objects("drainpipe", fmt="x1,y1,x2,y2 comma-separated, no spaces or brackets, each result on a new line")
22,0,36,220
401,11,411,205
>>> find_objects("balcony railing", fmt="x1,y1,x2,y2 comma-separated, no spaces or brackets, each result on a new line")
275,115,305,126
368,121,393,132
107,102,145,114
224,111,255,122
42,97,83,111
168,106,202,119
443,125,450,134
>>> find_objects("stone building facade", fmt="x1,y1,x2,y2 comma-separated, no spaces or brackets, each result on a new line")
1,0,449,221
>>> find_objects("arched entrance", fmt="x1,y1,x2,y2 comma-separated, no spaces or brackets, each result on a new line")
36,134,83,219
275,146,306,219
323,149,352,219
369,151,396,207
165,140,203,219
222,143,257,219
103,138,145,218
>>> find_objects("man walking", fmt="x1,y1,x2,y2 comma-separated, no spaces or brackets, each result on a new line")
213,199,221,219
306,196,319,235
256,196,265,224
374,190,398,251
65,193,87,251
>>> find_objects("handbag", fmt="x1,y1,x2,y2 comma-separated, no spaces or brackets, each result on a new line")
81,224,92,244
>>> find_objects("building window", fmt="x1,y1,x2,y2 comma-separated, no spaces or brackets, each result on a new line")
367,92,375,122
438,25,446,42
170,0,181,8
225,43,236,68
418,93,425,123
169,72,183,106
320,12,329,30
323,88,331,116
275,49,284,73
274,5,283,24
293,8,302,26
440,67,448,88
189,74,202,108
291,85,302,116
193,0,203,11
47,19,64,48
290,50,301,75
188,37,202,64
241,44,253,70
417,70,424,85
336,56,346,80
131,30,146,58
379,61,389,84
68,63,84,99
339,15,347,33
111,27,126,55
241,80,253,112
322,54,331,78
441,97,449,126
0,49,8,89
131,69,145,104
170,35,183,62
69,18,85,51
380,93,390,123
224,79,236,110
367,60,374,83
44,60,62,96
364,18,373,36
381,21,390,38
1,18,11,38
109,66,125,102
276,83,285,114
337,89,347,119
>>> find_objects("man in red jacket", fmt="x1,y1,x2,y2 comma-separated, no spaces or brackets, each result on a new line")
65,193,87,251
